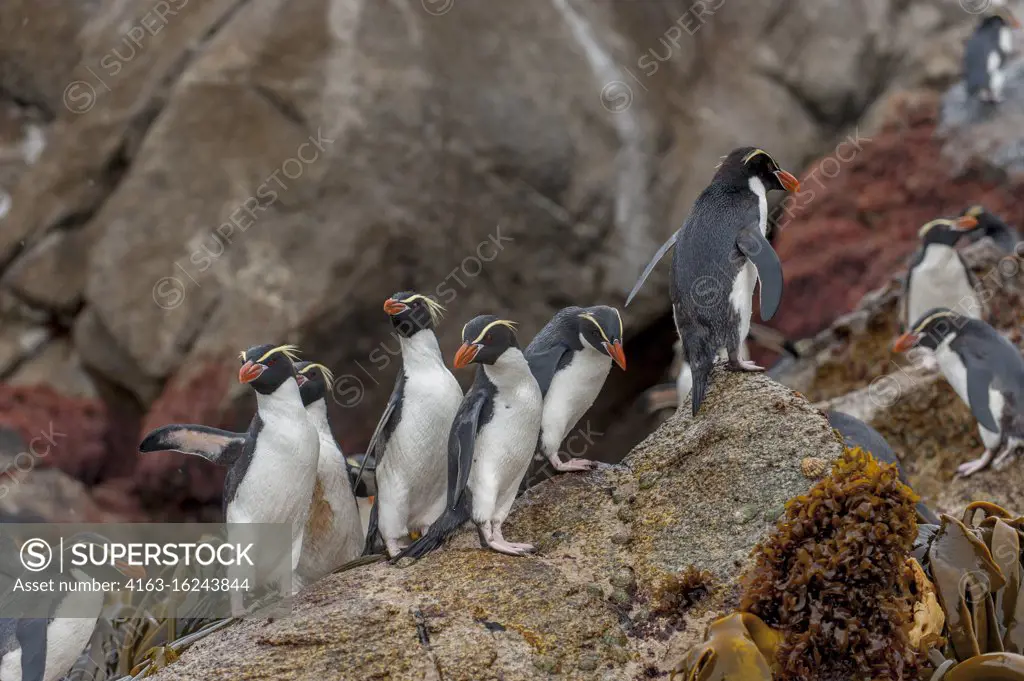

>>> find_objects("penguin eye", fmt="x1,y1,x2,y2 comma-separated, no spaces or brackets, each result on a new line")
265,357,277,366
485,333,493,343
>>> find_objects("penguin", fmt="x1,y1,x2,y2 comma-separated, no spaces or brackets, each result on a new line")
139,344,319,601
965,7,1020,104
523,305,626,477
894,308,1024,477
961,204,1021,253
292,361,363,585
625,147,800,416
356,292,463,558
0,534,144,681
900,216,983,330
399,315,544,559
826,410,940,524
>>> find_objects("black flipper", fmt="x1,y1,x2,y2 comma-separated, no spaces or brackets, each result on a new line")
736,228,784,321
16,618,47,681
625,230,678,307
353,371,405,492
138,424,247,466
525,344,571,397
963,355,999,433
449,389,488,509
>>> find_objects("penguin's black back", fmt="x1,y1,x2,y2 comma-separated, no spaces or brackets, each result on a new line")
954,320,1024,405
524,307,583,397
965,18,1005,94
671,183,754,334
223,414,263,511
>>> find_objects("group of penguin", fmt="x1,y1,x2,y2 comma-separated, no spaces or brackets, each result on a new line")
139,293,628,593
5,11,1022,681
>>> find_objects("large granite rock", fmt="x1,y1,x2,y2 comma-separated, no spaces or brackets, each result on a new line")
147,371,843,680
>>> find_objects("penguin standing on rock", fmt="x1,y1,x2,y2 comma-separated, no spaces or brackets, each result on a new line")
357,293,463,558
0,535,144,681
901,216,983,330
139,344,319,599
894,308,1024,477
961,204,1021,253
292,361,363,584
965,7,1020,104
524,305,626,477
399,316,543,559
625,147,800,416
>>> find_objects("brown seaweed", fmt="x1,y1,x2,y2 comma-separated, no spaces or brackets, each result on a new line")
671,613,781,681
940,652,1024,680
740,447,923,680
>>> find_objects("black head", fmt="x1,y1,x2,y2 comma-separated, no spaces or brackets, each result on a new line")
238,344,301,395
981,7,1020,29
894,308,968,352
961,204,1002,230
453,315,519,368
918,216,978,246
577,306,627,370
712,147,801,193
294,361,333,406
383,291,444,338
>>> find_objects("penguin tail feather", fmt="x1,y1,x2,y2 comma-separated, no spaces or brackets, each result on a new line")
688,350,714,417
362,501,385,556
391,493,471,563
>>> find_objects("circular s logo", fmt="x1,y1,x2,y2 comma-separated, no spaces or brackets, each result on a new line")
20,538,52,572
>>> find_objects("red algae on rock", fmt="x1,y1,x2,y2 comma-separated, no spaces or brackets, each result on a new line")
740,448,922,680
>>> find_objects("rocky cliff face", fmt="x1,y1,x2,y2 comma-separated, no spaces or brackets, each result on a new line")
0,0,988,518
147,371,843,680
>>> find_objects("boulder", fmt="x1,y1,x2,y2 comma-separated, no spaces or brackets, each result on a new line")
0,0,992,518
147,370,843,680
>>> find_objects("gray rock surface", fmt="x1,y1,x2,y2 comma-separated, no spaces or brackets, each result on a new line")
146,370,843,680
0,0,989,483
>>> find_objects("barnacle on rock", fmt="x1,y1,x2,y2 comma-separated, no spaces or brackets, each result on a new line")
671,612,781,681
740,447,923,680
799,456,828,479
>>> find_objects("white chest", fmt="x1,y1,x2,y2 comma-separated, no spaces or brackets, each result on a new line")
540,348,611,452
907,246,979,322
229,393,318,525
381,366,462,470
473,370,543,485
1000,26,1013,55
0,590,103,681
936,340,1002,438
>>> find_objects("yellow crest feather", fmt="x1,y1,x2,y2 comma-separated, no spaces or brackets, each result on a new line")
299,362,335,386
400,293,445,326
255,344,301,364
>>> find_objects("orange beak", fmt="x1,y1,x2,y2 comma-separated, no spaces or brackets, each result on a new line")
1007,11,1021,29
955,215,979,231
604,341,627,371
295,374,309,387
239,360,264,384
775,169,801,193
893,333,919,353
383,298,407,315
114,560,147,580
453,343,480,369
